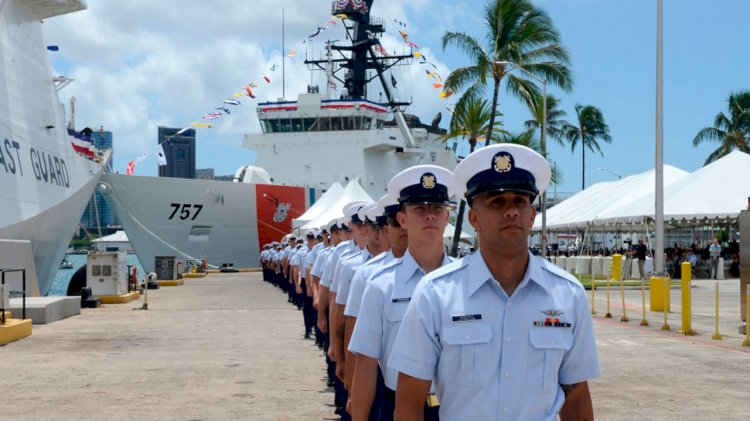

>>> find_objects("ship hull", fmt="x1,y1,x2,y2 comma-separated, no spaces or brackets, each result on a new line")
98,174,308,273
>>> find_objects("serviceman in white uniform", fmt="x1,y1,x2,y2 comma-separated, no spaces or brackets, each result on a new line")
389,144,601,420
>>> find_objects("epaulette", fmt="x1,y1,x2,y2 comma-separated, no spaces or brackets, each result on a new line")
423,257,468,283
539,257,581,286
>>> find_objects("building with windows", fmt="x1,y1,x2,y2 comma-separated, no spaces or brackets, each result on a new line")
157,126,196,179
196,168,215,180
80,128,118,236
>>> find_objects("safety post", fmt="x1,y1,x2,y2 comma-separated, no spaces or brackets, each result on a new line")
661,276,671,331
607,254,621,319
743,284,750,347
591,276,597,315
712,282,722,340
620,279,629,322
640,279,649,326
679,262,696,335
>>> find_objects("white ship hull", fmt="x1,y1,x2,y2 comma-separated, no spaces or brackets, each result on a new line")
98,174,309,273
0,0,106,295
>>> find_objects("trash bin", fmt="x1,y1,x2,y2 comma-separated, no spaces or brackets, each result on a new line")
650,275,670,312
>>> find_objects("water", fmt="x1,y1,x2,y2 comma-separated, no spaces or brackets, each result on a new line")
48,253,145,296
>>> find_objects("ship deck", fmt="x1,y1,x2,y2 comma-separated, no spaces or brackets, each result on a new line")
1,273,749,419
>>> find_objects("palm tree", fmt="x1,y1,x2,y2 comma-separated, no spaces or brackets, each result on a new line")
442,0,572,143
562,104,612,190
441,97,505,257
494,131,563,185
524,93,568,146
693,91,750,164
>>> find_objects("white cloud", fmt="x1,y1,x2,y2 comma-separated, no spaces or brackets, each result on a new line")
42,0,456,172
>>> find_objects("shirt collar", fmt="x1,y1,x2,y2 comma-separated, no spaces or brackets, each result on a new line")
398,249,452,284
467,251,549,297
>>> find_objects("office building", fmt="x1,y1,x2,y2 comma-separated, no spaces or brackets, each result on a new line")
158,126,196,179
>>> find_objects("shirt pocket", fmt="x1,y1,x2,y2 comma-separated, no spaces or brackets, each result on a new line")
526,328,573,393
442,322,494,388
385,300,409,322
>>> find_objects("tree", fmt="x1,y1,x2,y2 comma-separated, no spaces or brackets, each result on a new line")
562,104,612,190
524,93,568,146
441,97,505,257
693,91,750,165
442,0,572,145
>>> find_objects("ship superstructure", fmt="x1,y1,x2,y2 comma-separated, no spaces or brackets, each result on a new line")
244,0,456,198
0,0,108,295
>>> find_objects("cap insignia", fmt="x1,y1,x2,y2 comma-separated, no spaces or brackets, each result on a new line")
493,152,513,173
421,173,437,189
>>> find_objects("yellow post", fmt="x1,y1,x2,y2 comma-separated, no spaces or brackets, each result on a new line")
680,262,696,335
620,280,629,322
640,279,649,326
712,282,722,340
607,254,621,319
650,274,671,312
743,285,750,347
661,276,671,331
591,277,597,315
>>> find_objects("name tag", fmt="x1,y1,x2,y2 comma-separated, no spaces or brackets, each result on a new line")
452,314,482,322
392,297,411,303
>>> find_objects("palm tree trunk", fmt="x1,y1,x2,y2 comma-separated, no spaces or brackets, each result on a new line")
450,140,477,257
485,78,501,143
581,138,586,190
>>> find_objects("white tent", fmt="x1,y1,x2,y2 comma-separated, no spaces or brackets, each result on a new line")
92,230,132,252
292,182,345,228
596,151,750,228
444,223,473,245
298,179,374,231
533,164,689,232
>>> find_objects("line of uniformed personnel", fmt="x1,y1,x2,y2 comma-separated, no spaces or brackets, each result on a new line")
260,144,601,420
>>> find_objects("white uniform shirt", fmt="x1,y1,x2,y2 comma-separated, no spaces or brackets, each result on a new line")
330,246,363,294
344,251,395,318
305,242,325,271
388,251,601,420
311,246,334,280
320,240,354,289
349,250,452,390
334,247,374,306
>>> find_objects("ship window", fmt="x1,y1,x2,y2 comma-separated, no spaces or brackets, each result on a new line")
292,119,304,132
269,119,280,133
303,118,316,131
376,119,384,130
279,119,292,132
343,117,353,131
330,118,342,131
362,118,372,130
317,118,330,131
260,120,270,133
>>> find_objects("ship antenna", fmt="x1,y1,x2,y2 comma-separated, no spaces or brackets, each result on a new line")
282,7,286,100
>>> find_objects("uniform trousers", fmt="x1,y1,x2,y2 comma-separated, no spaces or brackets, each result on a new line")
300,280,315,336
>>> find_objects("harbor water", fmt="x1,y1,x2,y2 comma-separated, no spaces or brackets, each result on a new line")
48,253,144,296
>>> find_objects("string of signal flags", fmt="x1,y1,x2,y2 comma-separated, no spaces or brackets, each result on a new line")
123,13,453,175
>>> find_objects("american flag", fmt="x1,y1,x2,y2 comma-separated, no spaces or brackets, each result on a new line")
374,44,389,56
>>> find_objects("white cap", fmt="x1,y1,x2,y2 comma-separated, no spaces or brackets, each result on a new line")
386,164,453,205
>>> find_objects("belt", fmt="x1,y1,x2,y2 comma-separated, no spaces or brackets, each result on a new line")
384,388,440,408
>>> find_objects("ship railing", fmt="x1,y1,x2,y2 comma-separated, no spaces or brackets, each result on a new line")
0,268,26,325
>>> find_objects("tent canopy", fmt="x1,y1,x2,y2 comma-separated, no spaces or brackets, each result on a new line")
533,164,689,232
292,182,344,228
596,151,750,228
444,223,473,245
298,179,374,231
92,230,129,243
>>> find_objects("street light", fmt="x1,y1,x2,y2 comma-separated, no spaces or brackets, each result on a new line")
495,60,548,258
598,167,622,180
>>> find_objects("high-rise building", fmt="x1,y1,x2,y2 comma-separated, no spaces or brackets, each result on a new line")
196,168,215,180
158,126,196,179
80,128,118,236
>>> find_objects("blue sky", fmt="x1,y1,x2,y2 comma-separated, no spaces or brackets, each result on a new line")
42,0,748,194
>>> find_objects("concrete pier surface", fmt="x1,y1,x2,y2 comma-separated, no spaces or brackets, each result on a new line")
1,272,749,420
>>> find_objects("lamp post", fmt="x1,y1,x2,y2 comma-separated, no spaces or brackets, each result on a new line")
598,167,622,180
495,61,548,258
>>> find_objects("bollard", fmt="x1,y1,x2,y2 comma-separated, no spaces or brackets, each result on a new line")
743,285,750,347
650,275,671,312
640,279,649,326
605,279,612,319
620,280,629,322
680,262,696,335
661,276,671,331
607,254,621,319
591,277,597,315
712,282,722,340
